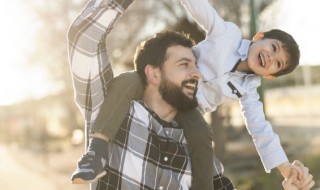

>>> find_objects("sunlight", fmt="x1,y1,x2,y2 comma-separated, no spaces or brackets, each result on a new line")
278,0,320,65
0,0,48,105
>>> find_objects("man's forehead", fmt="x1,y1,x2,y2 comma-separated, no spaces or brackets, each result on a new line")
166,45,195,60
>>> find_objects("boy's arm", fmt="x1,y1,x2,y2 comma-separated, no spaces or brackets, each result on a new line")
67,0,135,144
241,80,314,188
239,77,288,173
180,0,235,37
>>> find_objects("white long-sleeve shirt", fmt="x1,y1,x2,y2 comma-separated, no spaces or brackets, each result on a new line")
180,0,288,172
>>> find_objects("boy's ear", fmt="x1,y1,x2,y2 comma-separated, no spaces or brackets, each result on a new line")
263,74,275,79
253,32,264,41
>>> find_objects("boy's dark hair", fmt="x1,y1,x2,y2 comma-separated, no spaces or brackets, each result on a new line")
262,29,300,77
134,30,195,85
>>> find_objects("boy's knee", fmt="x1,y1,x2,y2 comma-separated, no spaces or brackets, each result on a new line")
111,71,144,100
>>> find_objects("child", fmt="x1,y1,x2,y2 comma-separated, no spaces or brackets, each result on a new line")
71,0,309,189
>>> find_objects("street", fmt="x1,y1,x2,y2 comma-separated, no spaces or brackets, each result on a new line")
0,145,87,190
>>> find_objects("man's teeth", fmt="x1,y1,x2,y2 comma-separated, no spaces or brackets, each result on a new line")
185,83,195,89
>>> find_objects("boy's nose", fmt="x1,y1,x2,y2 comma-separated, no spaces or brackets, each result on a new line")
268,53,277,65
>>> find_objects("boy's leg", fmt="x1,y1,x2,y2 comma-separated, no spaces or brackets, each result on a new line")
71,72,144,183
175,109,214,190
92,71,144,140
71,137,109,184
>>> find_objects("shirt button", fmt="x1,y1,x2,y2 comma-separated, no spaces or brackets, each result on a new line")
159,186,163,190
164,157,168,161
233,90,238,94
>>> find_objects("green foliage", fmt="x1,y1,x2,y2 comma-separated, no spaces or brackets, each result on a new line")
232,153,320,189
234,171,283,190
304,153,320,188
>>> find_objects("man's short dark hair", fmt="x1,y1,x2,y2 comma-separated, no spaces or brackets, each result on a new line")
134,30,195,85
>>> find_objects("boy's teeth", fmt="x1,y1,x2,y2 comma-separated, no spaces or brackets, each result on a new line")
259,53,265,66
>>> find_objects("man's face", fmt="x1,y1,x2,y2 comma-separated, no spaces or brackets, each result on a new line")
247,38,289,76
159,45,200,111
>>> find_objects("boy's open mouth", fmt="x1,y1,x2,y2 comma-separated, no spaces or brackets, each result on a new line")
259,53,266,67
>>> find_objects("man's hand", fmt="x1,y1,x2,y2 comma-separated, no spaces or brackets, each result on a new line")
292,161,315,190
279,160,315,190
277,161,303,182
282,173,299,190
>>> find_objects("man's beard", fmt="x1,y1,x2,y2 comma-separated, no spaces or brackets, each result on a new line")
159,75,198,111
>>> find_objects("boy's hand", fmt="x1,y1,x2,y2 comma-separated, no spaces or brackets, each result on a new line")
277,161,303,181
291,160,315,190
282,173,299,190
279,160,315,190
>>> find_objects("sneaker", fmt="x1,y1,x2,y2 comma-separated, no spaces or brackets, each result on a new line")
71,151,107,184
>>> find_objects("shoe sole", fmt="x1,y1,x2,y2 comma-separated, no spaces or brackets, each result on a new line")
71,171,107,184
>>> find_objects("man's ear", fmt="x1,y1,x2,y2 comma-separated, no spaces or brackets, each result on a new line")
145,65,160,84
263,74,275,79
253,32,264,41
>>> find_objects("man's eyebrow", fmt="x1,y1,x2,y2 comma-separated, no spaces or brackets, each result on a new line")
176,57,193,63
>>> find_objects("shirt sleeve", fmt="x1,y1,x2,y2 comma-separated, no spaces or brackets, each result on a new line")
240,76,288,172
179,0,236,38
67,0,135,144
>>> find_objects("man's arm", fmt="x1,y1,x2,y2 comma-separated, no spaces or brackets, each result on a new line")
67,0,135,145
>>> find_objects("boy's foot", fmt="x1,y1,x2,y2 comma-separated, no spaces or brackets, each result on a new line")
71,151,107,184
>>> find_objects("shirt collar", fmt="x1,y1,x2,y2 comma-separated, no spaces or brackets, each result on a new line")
238,39,252,61
138,100,178,128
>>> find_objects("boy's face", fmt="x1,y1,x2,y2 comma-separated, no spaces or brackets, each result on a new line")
247,38,289,76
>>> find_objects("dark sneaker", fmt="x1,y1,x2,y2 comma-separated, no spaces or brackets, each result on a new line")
71,151,107,184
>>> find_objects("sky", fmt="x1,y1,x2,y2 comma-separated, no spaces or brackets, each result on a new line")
0,0,320,106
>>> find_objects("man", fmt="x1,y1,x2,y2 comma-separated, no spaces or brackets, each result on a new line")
68,0,230,189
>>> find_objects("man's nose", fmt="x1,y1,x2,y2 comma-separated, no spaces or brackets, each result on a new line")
190,66,202,80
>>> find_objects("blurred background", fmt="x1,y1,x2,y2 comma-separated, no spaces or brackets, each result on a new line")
0,0,319,189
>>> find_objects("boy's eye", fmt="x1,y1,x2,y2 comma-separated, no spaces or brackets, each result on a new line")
272,44,277,52
277,61,281,68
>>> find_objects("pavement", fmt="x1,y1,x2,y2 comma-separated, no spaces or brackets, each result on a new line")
0,144,88,190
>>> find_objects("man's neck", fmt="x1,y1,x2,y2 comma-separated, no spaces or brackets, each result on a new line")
143,87,177,123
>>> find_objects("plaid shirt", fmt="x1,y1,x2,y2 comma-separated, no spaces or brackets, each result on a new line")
96,100,193,189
